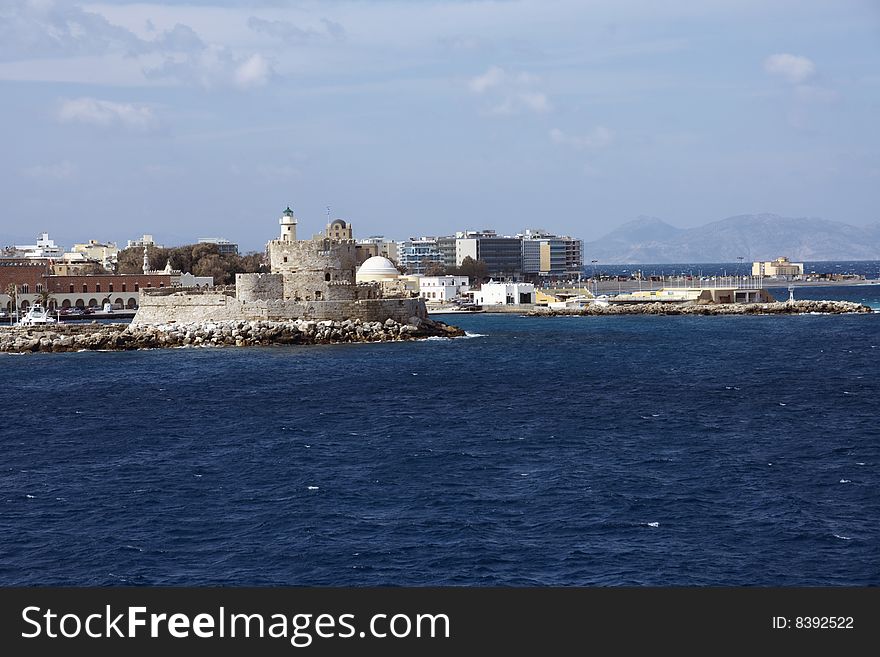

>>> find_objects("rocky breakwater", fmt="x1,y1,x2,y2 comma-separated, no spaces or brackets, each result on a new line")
0,317,465,354
527,300,874,317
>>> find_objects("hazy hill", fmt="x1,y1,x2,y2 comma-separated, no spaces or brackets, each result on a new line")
584,213,880,263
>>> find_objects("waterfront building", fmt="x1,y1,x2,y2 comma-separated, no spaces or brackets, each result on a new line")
397,237,443,275
455,230,522,280
436,236,457,270
419,275,470,303
752,257,804,278
519,229,583,279
472,281,535,306
197,237,239,255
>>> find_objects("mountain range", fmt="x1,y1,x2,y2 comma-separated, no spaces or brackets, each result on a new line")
583,214,880,263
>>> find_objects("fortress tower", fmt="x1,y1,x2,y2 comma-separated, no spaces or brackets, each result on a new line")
267,205,359,302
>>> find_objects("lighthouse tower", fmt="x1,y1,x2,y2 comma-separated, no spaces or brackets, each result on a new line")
279,206,297,242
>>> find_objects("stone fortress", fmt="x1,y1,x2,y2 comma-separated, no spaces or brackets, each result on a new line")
131,207,426,326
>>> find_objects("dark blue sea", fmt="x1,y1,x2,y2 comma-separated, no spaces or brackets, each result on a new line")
1,285,878,586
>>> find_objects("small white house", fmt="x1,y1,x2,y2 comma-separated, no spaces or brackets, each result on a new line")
419,275,470,302
472,281,535,305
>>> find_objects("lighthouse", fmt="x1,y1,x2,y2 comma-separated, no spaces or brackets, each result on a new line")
279,206,297,242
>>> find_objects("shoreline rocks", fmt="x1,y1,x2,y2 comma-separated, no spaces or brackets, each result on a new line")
526,300,874,317
0,317,465,354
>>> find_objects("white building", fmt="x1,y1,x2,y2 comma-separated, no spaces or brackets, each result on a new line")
472,281,535,306
419,275,470,302
13,232,64,259
127,234,161,249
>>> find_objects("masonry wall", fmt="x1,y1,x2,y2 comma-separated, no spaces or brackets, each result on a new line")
268,238,359,301
132,292,427,326
236,273,283,301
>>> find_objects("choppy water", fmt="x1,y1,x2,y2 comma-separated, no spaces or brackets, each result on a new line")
1,286,878,585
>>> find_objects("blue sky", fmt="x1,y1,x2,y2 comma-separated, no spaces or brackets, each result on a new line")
1,0,878,252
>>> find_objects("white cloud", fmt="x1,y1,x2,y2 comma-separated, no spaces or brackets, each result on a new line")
234,53,270,89
56,97,155,129
469,65,551,115
21,160,75,180
764,53,815,84
469,65,505,93
550,126,614,150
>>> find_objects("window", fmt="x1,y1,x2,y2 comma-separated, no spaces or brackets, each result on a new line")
21,284,29,294
82,284,88,293
159,283,165,288
134,283,139,292
122,283,126,292
96,284,101,293
69,284,74,293
283,256,288,263
36,283,43,293
325,273,331,282
109,284,113,292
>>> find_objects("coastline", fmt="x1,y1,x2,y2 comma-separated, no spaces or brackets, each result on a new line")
0,317,464,354
525,299,873,316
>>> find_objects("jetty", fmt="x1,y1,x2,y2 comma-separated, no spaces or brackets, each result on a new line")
526,299,873,317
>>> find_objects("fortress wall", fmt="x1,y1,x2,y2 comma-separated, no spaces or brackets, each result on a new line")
131,292,246,325
133,294,427,325
236,273,283,301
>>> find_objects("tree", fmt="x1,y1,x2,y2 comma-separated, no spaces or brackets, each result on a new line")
36,288,54,310
113,244,266,284
5,283,16,316
424,260,447,276
450,256,488,285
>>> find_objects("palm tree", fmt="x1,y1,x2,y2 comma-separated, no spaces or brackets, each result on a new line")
36,287,54,310
5,283,16,321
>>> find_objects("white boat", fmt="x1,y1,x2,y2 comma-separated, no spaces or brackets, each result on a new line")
17,304,57,326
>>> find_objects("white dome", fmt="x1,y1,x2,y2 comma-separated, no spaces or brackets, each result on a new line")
357,256,400,281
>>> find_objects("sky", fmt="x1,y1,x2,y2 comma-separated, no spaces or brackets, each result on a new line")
1,0,879,253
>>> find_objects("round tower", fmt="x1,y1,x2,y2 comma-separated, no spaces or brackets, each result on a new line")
280,206,298,242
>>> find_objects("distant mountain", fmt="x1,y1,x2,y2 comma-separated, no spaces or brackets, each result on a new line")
584,213,880,263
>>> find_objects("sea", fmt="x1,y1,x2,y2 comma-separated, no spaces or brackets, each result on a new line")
1,282,879,586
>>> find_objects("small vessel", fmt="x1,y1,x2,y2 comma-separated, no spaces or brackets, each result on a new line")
17,304,57,326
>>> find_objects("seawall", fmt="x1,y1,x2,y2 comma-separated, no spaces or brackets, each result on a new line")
0,317,464,354
526,300,873,316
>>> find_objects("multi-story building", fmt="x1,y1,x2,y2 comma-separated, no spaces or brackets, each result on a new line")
397,237,443,275
71,240,119,269
752,256,804,278
12,232,64,259
436,236,457,270
519,228,583,279
197,237,239,255
357,236,399,264
126,234,162,249
455,230,522,280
